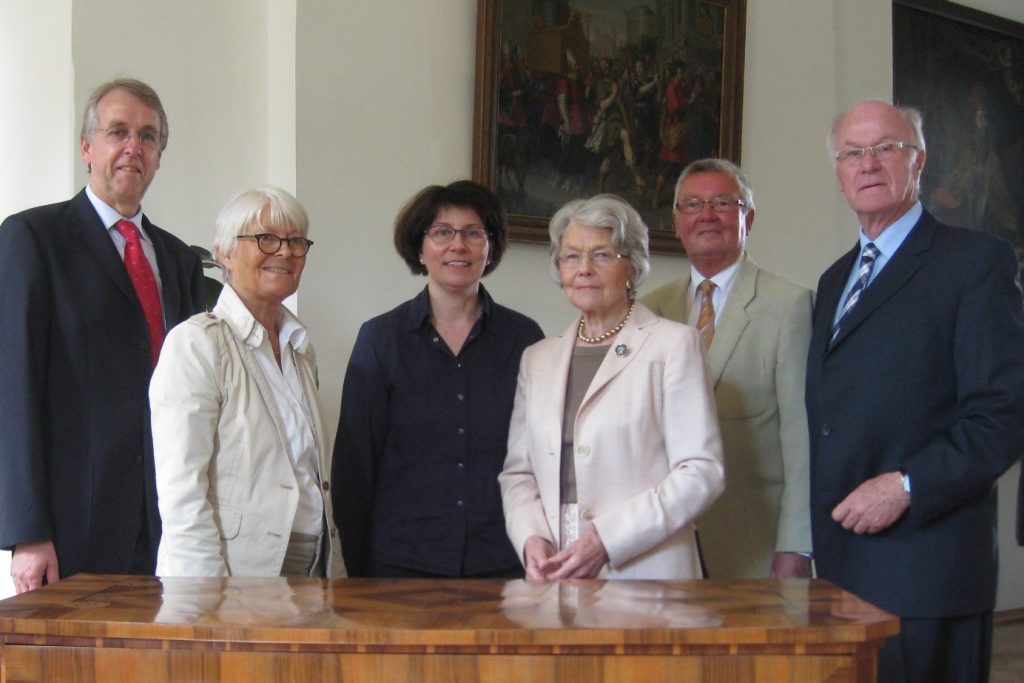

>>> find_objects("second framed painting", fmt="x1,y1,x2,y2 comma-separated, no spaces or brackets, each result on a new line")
472,0,747,254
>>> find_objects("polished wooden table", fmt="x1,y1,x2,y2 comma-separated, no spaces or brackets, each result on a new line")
0,574,897,682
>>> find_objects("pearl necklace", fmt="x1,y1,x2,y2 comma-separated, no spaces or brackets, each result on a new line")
577,300,635,344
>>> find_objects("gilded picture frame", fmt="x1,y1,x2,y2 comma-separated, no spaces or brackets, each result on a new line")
472,0,747,254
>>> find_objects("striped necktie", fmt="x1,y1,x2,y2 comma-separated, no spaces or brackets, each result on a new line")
697,279,716,350
831,243,879,344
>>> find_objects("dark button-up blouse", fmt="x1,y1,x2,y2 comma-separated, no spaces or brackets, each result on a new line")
332,285,544,576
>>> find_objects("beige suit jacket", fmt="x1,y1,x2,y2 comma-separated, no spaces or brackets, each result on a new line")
642,254,813,578
151,285,345,578
499,303,724,580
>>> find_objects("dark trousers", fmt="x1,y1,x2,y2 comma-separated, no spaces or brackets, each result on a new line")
369,558,523,579
878,612,993,683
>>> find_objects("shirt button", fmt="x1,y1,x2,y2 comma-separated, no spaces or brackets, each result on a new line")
581,509,595,521
457,427,465,435
432,336,439,343
457,462,465,470
576,444,590,457
821,424,831,436
456,393,465,401
456,500,465,508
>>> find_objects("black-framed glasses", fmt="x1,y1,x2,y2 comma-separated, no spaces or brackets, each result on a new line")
834,141,919,165
94,126,161,150
675,196,746,214
424,224,489,245
236,233,314,256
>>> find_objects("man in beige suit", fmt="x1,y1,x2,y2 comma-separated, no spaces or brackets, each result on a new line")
642,158,813,578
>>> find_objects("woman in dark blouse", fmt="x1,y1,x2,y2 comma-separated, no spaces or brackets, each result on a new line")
332,180,543,577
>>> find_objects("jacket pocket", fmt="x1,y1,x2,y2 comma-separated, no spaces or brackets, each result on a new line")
215,506,242,540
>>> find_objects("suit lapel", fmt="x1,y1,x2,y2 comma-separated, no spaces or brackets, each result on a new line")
577,304,656,418
543,321,577,426
240,347,294,457
216,288,293,456
145,217,182,322
70,191,139,304
706,256,754,385
662,272,693,322
829,215,933,350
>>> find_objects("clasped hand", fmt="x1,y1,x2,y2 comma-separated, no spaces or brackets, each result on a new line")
523,528,609,581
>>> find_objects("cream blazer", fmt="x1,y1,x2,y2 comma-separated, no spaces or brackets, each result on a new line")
151,285,345,578
499,303,724,579
642,254,813,578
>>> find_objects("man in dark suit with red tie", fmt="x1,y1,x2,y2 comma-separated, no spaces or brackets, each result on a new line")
805,100,1024,682
0,79,205,593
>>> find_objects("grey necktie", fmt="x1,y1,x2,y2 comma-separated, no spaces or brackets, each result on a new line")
831,243,879,344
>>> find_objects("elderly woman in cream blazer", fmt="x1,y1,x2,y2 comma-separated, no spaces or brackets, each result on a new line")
499,194,724,581
151,187,344,578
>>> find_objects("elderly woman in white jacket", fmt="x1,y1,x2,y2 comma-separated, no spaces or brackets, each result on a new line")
499,194,724,581
150,187,344,578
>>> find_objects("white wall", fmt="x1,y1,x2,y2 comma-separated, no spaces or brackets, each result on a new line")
0,0,75,604
1,0,1022,609
71,0,271,252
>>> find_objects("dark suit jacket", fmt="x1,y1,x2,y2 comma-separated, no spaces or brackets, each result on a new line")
806,210,1024,619
1018,464,1024,546
0,190,205,579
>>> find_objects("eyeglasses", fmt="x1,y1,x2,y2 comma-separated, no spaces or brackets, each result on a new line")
236,233,314,256
94,126,161,150
835,141,919,165
557,248,624,269
425,225,489,245
675,196,746,214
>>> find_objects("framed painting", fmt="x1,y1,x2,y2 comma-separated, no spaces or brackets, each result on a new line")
472,0,747,254
894,0,1024,257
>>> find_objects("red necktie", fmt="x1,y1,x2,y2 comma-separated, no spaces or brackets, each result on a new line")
115,219,164,367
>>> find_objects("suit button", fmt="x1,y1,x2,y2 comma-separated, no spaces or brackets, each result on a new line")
135,455,142,465
322,482,330,491
821,424,831,436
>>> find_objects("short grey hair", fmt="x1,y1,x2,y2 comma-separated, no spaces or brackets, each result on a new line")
548,194,651,296
213,186,310,262
826,100,926,163
673,158,755,213
81,78,169,152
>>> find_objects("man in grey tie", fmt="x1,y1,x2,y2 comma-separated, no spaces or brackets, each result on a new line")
805,100,1024,682
643,158,813,579
0,78,205,593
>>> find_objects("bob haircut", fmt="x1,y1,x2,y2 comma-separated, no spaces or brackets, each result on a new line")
81,78,170,152
673,158,756,213
212,186,310,261
547,194,650,297
393,180,508,276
